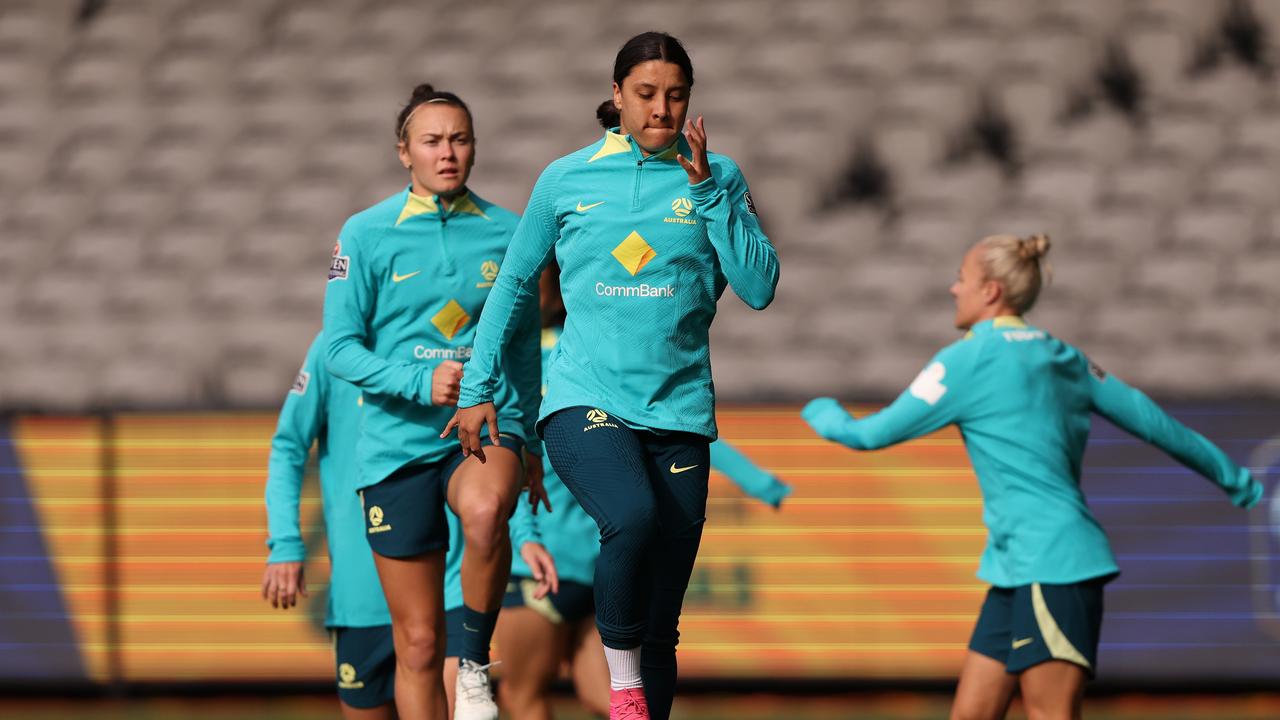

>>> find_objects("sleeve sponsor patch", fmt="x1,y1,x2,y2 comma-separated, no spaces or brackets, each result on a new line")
909,361,948,406
743,190,757,216
1088,360,1107,381
328,254,349,281
290,369,310,395
328,240,349,281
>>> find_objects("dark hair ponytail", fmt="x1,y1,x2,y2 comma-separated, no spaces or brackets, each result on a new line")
396,83,473,140
596,99,620,129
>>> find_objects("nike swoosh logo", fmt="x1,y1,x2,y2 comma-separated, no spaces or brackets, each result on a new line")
463,623,478,632
1012,637,1034,649
576,201,605,212
392,270,421,283
670,463,699,474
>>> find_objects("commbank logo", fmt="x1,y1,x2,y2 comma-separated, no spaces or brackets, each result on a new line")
431,299,471,340
611,231,656,276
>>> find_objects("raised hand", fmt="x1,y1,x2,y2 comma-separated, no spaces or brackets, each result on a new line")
676,115,711,186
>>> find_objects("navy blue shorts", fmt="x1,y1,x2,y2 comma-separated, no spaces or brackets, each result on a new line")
332,625,395,709
502,576,595,624
969,577,1107,677
361,435,525,558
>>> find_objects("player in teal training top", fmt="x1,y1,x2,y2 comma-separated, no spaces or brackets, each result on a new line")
803,233,1262,720
445,33,779,720
323,84,545,720
492,260,791,720
263,332,394,720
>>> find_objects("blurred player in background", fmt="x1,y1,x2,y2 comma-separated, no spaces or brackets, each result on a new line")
324,83,545,720
262,332,394,720
445,31,779,720
802,234,1262,720
493,259,791,720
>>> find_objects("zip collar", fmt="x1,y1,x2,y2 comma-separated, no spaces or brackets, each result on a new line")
395,185,489,226
588,127,692,164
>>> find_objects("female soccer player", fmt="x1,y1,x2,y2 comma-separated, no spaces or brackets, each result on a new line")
324,84,545,720
263,332,394,720
802,234,1261,720
493,260,791,720
444,32,779,720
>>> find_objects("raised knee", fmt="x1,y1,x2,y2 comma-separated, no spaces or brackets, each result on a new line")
460,494,507,547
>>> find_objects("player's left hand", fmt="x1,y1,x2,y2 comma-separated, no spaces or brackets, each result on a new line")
519,542,560,599
261,561,307,610
677,116,711,186
441,402,498,461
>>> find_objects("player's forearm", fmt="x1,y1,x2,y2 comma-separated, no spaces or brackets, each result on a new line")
690,175,778,310
710,440,790,506
325,335,427,404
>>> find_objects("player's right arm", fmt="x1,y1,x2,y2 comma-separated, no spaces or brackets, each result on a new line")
447,165,563,457
262,334,327,609
323,221,433,404
1086,359,1262,508
803,342,974,451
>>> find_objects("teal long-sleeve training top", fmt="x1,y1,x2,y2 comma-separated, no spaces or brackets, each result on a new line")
457,130,779,439
803,316,1262,588
265,332,391,628
323,187,542,488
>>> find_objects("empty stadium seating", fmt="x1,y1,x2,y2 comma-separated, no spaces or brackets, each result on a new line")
2,0,1276,409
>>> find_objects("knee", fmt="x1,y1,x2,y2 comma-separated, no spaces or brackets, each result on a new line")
1023,701,1076,720
460,493,507,549
603,503,657,545
394,622,443,675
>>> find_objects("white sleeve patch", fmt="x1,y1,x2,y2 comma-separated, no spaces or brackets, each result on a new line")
909,362,948,405
290,370,310,395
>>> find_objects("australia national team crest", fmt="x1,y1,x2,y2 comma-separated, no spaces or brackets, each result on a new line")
477,260,500,288
329,240,349,281
664,197,697,226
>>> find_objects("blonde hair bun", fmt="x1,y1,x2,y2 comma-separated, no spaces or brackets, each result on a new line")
1018,233,1051,261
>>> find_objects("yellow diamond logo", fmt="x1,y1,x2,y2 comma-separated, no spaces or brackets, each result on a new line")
587,408,608,423
671,197,693,217
430,299,471,340
611,231,656,276
368,506,384,527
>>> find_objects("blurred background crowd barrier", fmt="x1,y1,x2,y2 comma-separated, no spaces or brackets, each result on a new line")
2,407,1279,688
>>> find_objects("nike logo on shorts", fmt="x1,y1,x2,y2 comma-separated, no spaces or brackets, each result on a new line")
670,463,699,474
1012,637,1035,649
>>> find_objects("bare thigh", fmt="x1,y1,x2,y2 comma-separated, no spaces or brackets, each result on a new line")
1019,660,1086,720
951,651,1018,720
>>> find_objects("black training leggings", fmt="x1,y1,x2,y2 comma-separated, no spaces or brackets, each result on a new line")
542,406,710,720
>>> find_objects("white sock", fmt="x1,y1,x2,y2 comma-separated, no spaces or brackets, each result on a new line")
603,646,643,690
